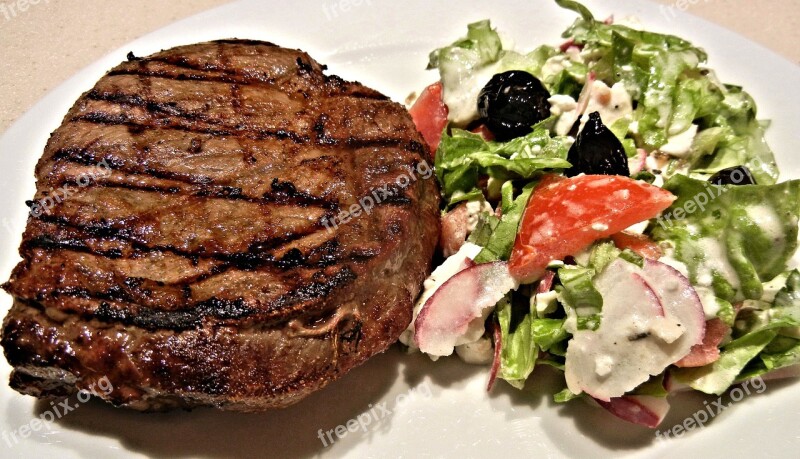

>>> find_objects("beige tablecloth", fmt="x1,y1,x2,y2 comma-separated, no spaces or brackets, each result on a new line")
0,0,797,134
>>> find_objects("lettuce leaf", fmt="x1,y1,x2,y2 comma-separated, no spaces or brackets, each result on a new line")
651,175,800,302
557,266,602,330
475,182,536,263
554,387,583,403
532,318,569,351
759,336,800,373
435,126,571,207
672,329,776,395
692,87,779,184
496,295,537,389
428,19,502,71
675,270,800,390
735,270,800,378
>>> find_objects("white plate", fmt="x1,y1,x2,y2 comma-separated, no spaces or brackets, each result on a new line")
1,1,799,458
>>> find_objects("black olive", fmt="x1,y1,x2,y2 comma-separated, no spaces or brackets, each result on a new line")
565,112,629,177
708,166,757,185
477,71,551,141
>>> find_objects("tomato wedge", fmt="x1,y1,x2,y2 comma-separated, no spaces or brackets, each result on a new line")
509,174,676,283
409,82,449,153
610,231,663,259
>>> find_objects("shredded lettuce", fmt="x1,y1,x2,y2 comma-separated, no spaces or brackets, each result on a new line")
631,374,669,397
556,1,778,183
672,330,776,395
651,175,800,302
428,20,564,125
474,182,536,263
734,270,800,380
674,271,800,390
758,336,800,373
692,88,779,184
588,241,621,273
496,295,538,389
557,266,602,331
553,387,583,403
435,125,571,207
532,318,569,351
428,20,502,73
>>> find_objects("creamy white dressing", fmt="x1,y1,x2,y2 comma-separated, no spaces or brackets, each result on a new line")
658,254,690,278
748,204,785,247
695,237,742,297
659,124,698,157
694,285,722,319
533,289,559,315
442,59,501,126
551,81,634,137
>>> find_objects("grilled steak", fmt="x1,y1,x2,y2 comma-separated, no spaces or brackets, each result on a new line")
1,40,440,410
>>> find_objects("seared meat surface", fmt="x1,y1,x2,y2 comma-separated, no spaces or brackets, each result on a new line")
1,40,440,410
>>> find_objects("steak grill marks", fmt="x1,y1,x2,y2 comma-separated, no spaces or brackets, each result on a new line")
13,40,425,330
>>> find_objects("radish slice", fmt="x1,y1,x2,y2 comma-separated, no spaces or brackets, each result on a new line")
399,243,481,350
641,259,706,346
595,395,670,429
629,148,647,175
415,261,518,357
565,258,706,401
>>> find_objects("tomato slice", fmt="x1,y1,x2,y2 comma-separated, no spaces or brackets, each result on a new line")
509,174,676,283
470,124,495,141
610,231,663,259
409,82,449,153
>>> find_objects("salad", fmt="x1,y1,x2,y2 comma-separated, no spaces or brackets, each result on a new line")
400,0,800,428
